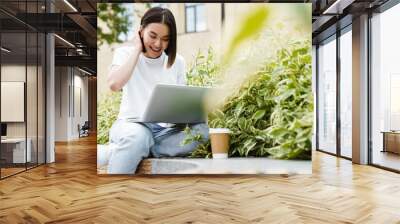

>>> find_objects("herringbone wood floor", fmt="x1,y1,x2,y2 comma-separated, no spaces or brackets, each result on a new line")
1,135,400,223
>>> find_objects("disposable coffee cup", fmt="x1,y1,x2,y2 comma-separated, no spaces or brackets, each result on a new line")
209,128,231,159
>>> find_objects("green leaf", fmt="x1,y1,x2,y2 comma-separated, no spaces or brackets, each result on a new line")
238,117,246,131
242,139,257,156
252,109,266,121
267,127,286,138
235,102,245,118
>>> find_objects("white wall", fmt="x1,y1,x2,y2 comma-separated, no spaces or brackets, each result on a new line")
74,73,89,122
71,73,89,138
1,65,38,137
1,66,26,132
55,67,89,141
55,67,68,141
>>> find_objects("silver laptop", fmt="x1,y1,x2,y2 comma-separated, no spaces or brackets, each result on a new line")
140,84,210,123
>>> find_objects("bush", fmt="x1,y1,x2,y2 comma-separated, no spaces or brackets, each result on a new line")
186,47,220,87
97,91,122,144
189,40,313,159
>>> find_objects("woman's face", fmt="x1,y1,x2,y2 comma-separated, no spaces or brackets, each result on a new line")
141,23,170,58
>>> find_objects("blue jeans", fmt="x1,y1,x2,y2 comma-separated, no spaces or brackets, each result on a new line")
105,119,209,174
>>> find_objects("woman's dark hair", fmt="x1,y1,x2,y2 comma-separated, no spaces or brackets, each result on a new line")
141,7,177,68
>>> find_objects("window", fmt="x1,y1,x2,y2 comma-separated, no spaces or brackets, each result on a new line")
371,3,400,171
150,3,168,8
317,35,337,154
185,3,207,33
317,26,353,159
339,27,352,158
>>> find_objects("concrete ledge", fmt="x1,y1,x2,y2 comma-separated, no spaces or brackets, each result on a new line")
97,158,152,174
141,158,311,174
98,158,311,175
97,145,311,175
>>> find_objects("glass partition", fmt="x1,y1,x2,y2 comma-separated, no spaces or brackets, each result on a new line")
1,31,28,177
0,0,46,179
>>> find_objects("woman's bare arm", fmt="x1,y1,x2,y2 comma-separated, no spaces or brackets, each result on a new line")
107,31,143,91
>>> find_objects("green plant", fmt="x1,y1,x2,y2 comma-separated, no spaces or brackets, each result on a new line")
264,41,313,159
180,125,206,146
190,40,312,159
97,91,122,144
97,3,132,47
186,47,220,87
188,141,212,158
97,3,153,47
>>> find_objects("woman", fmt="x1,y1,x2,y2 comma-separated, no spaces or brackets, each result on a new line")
103,7,208,174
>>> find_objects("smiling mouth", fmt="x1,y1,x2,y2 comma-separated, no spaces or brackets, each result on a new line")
150,47,161,53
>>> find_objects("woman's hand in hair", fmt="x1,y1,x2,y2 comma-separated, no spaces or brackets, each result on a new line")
125,29,144,53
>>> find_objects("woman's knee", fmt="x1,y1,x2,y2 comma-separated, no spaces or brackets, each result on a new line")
111,121,154,148
109,122,154,162
107,122,154,173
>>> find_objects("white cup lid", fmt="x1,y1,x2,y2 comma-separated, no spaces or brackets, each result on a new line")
209,128,231,134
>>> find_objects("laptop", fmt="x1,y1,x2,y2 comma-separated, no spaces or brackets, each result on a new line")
140,84,211,124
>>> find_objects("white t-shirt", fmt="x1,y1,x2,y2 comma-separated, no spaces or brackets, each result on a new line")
111,46,186,126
